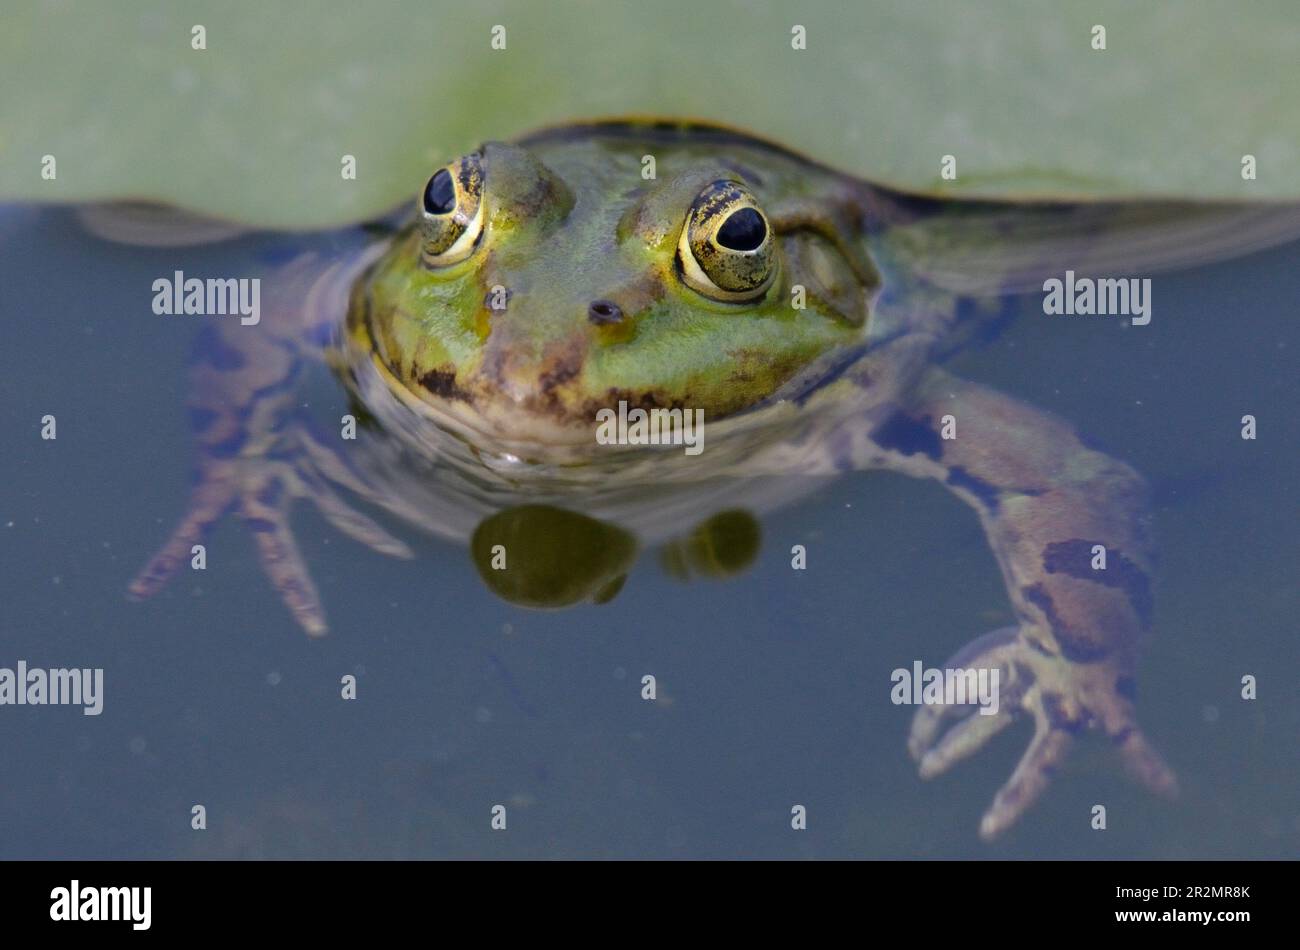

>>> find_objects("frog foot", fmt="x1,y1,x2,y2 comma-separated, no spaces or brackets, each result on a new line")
129,423,413,636
906,626,1178,840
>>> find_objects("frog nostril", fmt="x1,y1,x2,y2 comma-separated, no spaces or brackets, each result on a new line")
587,300,624,325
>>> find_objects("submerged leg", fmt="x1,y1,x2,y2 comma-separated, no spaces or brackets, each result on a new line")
238,466,328,637
842,366,1176,838
128,465,238,599
129,251,413,636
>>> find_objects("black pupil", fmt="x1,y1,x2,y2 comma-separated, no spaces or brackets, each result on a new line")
715,207,766,251
424,169,457,215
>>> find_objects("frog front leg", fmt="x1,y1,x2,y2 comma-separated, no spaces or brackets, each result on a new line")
129,253,412,636
841,365,1177,838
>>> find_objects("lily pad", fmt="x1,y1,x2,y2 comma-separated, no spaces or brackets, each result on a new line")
2,0,1297,228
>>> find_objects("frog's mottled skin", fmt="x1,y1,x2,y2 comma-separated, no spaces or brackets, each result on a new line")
125,120,1300,840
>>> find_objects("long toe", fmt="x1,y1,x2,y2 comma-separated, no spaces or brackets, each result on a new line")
978,725,1073,841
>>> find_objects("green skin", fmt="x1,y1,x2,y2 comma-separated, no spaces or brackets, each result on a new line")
128,119,1300,841
351,124,878,444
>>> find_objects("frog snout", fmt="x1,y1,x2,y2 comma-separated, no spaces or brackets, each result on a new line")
471,321,590,411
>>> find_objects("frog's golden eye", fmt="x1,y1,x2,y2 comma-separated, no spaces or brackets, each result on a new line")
677,180,776,302
419,154,485,267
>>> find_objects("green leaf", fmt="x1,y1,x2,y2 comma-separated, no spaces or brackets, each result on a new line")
3,1,1295,229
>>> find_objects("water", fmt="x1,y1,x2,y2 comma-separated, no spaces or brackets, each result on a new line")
1,206,1296,858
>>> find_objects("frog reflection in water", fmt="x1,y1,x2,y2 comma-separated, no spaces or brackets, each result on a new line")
123,121,1300,839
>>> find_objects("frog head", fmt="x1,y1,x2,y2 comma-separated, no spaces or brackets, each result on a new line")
349,123,878,447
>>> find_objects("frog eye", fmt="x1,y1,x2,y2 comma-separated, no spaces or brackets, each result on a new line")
419,154,486,267
677,180,776,302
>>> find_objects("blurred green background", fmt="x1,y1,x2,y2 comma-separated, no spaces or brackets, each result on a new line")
3,0,1298,227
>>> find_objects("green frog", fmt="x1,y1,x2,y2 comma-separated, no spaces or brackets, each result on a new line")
121,119,1300,839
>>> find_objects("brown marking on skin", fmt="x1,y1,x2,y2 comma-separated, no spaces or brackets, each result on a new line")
543,335,587,386
538,361,580,396
581,388,687,422
509,334,589,419
1021,582,1112,663
417,368,473,402
1041,538,1154,628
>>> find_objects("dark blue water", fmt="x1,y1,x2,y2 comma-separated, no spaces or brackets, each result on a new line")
1,206,1296,858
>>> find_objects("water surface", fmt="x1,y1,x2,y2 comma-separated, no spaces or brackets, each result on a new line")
1,207,1296,858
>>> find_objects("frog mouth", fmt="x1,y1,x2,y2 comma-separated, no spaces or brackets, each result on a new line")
341,292,804,463
352,344,622,457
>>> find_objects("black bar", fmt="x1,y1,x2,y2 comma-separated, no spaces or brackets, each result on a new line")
1,859,1288,936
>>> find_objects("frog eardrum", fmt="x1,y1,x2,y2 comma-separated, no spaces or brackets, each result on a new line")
419,153,485,267
677,179,777,302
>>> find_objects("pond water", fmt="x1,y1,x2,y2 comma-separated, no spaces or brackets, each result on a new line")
0,205,1296,858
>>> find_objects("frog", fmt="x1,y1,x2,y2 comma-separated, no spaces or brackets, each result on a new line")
120,119,1300,840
